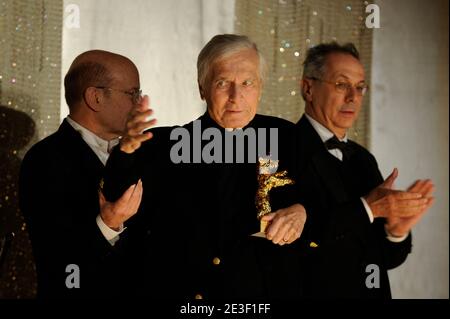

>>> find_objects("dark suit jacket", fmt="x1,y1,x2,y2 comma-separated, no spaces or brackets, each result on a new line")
19,120,125,298
103,112,305,299
293,115,412,299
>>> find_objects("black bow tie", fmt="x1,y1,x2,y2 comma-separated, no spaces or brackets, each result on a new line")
324,136,354,159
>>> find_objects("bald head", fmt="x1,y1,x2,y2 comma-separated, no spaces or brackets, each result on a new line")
64,50,137,111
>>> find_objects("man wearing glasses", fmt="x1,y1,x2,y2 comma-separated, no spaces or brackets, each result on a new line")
19,50,143,298
294,42,434,298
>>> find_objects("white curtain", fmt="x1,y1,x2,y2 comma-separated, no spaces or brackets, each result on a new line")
61,0,235,127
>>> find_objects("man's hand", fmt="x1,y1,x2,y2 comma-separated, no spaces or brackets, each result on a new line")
385,178,435,237
120,95,157,154
261,203,307,246
364,168,429,219
99,179,143,230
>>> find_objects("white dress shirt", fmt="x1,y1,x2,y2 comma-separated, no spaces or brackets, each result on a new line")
304,114,407,242
66,116,124,246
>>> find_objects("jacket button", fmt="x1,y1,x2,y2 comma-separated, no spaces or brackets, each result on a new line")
195,294,203,300
213,257,221,265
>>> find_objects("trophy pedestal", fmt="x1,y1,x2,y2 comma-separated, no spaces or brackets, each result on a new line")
251,220,268,238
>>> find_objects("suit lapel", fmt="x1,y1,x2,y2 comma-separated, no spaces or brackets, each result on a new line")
296,115,349,204
57,120,104,181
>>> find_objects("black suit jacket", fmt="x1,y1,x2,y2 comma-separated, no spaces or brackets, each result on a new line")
103,112,305,299
293,115,412,299
19,120,124,298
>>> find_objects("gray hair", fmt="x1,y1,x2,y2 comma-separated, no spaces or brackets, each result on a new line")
302,42,360,79
301,42,360,100
197,34,266,93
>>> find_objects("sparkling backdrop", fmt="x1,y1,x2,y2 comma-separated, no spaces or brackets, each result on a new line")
0,0,62,298
235,0,373,147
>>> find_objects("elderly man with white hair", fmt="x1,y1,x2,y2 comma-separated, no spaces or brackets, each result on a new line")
103,34,307,299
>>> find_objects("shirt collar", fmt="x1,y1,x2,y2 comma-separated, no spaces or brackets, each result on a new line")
66,116,120,155
304,113,348,143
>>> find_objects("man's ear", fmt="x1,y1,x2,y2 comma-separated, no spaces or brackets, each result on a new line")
83,87,101,112
301,78,314,102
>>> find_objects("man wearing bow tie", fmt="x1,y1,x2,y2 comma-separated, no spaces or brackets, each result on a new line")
294,42,435,298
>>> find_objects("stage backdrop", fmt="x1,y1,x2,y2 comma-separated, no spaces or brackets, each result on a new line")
0,0,447,299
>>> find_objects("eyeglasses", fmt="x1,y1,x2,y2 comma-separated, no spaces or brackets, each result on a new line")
308,77,369,96
95,86,142,104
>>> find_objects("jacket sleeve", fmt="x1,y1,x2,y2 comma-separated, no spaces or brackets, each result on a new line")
102,146,142,202
298,150,412,269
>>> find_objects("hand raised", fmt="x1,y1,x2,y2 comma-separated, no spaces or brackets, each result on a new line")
99,179,143,230
120,95,157,154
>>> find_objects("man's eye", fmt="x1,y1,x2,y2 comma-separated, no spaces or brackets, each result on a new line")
356,85,368,93
335,82,349,91
216,80,229,88
242,80,253,86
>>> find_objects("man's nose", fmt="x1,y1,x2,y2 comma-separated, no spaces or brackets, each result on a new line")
228,83,240,102
345,86,357,102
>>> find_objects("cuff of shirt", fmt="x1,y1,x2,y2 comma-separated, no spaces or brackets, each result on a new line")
384,225,409,242
360,197,374,223
96,214,125,246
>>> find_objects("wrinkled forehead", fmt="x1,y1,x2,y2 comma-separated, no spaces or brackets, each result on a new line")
323,53,365,81
211,49,260,78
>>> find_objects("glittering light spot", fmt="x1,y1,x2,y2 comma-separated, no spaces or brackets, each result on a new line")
0,75,2,79
5,196,9,201
47,115,51,119
12,62,16,67
270,29,275,35
364,1,369,5
285,42,290,48
7,101,12,106
346,5,352,11
13,150,17,155
294,51,300,57
11,78,16,83
312,11,317,16
278,76,284,82
31,109,35,113
291,91,296,96
306,39,311,44
281,63,287,68
279,47,285,52
258,10,263,15
27,75,32,79
40,120,44,124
